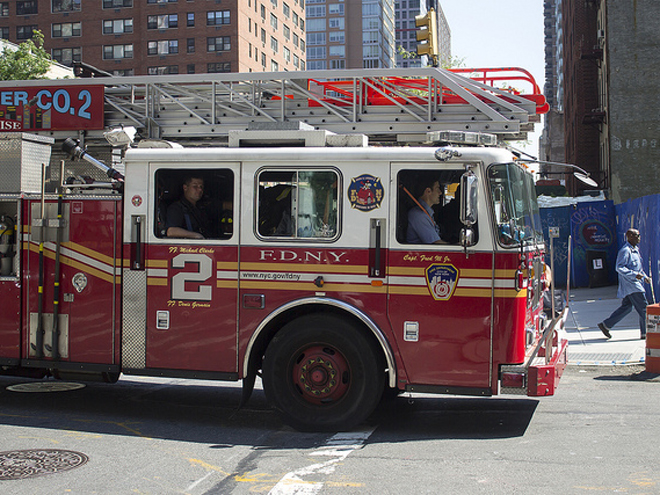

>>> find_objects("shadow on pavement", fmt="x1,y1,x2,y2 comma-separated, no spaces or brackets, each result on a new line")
0,375,539,445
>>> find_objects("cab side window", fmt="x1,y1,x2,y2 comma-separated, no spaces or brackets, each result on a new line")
396,169,475,245
257,169,339,240
154,168,234,240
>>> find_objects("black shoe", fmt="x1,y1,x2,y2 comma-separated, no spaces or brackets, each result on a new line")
598,322,612,339
641,334,646,340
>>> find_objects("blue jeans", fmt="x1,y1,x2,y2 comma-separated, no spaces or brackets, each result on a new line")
603,291,649,335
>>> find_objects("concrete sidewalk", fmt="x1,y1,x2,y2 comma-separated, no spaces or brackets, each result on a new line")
564,285,650,366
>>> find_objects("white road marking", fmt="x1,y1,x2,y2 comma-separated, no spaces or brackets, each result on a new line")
268,428,376,495
185,471,213,492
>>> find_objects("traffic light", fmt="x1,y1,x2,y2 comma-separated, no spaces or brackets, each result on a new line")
415,8,438,66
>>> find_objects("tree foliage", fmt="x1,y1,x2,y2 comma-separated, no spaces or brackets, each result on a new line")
397,45,465,69
0,30,52,81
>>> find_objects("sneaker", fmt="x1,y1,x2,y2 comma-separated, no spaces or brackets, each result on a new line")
598,322,612,339
641,334,646,340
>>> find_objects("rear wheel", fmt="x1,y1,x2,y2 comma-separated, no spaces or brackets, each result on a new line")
262,314,384,432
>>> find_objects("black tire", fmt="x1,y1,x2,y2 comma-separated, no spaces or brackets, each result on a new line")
262,314,384,432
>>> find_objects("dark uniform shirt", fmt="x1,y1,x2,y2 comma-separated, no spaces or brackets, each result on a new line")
166,198,211,237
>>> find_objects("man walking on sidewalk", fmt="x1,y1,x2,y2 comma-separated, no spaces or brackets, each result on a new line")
598,228,651,340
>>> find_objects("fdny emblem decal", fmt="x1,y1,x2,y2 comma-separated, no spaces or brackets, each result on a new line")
347,174,384,212
426,264,459,301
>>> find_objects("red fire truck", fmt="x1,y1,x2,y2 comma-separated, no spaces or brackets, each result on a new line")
0,69,568,431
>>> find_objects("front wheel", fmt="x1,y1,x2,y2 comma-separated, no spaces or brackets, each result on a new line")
262,314,384,432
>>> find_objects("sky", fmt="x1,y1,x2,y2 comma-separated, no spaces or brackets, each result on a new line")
439,1,546,152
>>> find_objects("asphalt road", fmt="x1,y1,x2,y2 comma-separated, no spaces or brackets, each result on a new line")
0,366,659,494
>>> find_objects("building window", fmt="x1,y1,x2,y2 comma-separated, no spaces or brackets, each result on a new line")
329,4,344,15
283,46,291,63
147,0,177,3
307,46,326,59
207,36,230,52
208,62,231,73
306,18,325,31
0,3,8,17
283,24,290,41
187,13,194,27
329,45,345,57
52,22,82,37
187,38,195,53
148,14,178,29
270,13,278,30
207,10,230,25
52,0,80,13
270,36,278,53
102,0,132,8
329,17,344,29
270,60,279,71
283,3,290,18
148,40,179,55
330,59,345,69
52,47,81,64
112,68,134,76
16,1,38,15
103,19,133,35
307,32,325,45
148,65,179,75
307,5,326,17
0,27,8,39
103,44,133,59
187,64,194,74
329,31,344,43
16,26,37,40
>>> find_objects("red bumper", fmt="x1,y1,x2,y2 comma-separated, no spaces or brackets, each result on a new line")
527,336,568,396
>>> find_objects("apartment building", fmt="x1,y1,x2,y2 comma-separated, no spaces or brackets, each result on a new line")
0,0,306,76
306,0,396,70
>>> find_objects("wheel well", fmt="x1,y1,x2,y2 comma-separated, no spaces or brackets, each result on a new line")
246,303,392,382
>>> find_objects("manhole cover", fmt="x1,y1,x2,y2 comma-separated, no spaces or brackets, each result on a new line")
0,449,89,480
6,382,85,393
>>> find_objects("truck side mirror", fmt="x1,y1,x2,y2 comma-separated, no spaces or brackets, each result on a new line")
459,170,479,248
460,171,478,227
459,171,478,248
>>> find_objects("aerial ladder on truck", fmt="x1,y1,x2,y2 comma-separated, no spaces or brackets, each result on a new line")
1,66,548,150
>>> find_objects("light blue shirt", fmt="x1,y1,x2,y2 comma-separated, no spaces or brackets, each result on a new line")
407,200,441,244
615,241,646,298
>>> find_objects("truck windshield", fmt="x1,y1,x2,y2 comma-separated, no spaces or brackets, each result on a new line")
488,163,543,247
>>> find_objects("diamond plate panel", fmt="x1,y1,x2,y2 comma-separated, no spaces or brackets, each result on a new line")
122,269,147,368
0,133,54,193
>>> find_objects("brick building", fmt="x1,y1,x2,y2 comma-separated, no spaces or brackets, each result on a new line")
0,0,306,76
560,0,601,195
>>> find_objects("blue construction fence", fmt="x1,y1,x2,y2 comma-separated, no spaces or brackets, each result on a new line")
540,193,660,303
